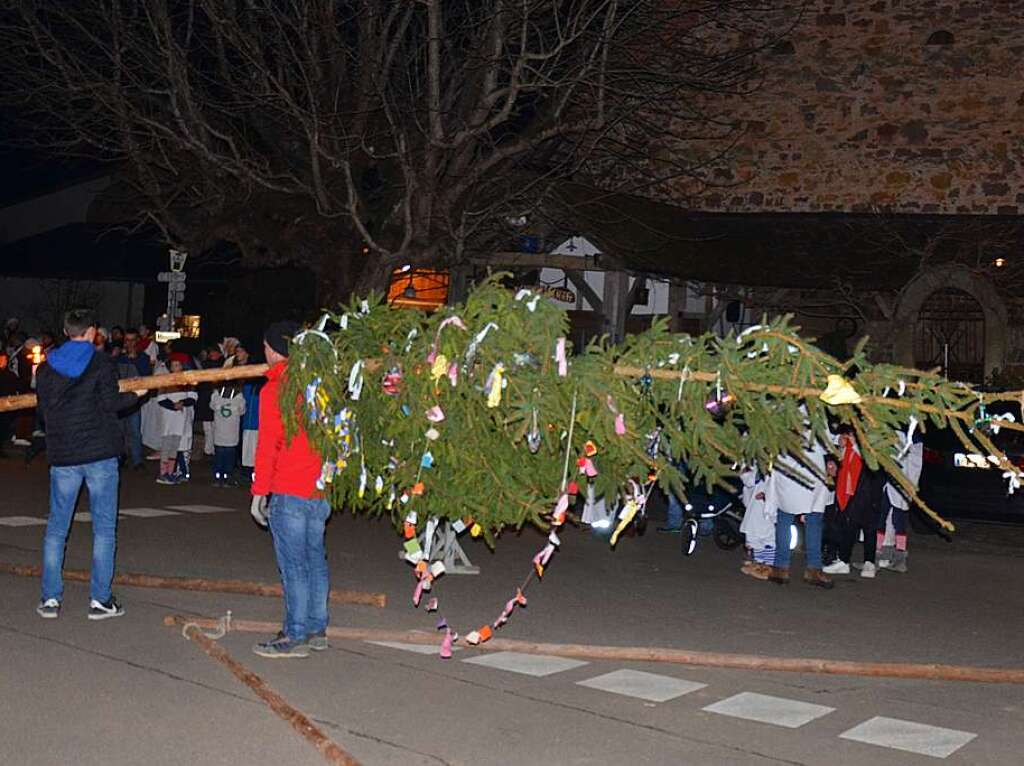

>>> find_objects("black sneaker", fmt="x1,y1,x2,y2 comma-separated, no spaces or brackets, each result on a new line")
88,597,125,621
36,598,61,619
252,632,309,659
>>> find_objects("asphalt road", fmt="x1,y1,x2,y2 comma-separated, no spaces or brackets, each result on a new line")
1,454,1023,765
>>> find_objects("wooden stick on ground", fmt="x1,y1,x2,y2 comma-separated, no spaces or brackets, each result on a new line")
179,621,361,766
0,563,386,608
165,615,1024,686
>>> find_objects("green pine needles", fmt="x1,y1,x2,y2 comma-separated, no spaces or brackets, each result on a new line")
281,277,1021,540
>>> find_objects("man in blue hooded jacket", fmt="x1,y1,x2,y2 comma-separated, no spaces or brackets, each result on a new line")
34,309,139,620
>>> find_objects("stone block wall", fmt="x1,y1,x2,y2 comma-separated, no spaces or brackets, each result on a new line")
661,0,1024,215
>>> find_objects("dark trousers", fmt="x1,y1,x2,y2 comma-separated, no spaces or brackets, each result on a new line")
838,516,877,564
213,445,237,480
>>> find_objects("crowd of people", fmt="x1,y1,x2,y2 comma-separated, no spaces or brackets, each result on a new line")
726,426,920,587
0,318,263,487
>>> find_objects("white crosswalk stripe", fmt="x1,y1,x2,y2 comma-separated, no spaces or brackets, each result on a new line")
840,716,977,759
576,669,706,702
0,515,47,527
119,507,182,518
367,640,459,655
702,692,835,729
462,651,588,677
166,504,236,514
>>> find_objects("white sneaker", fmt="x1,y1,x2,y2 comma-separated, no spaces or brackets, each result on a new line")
822,560,850,575
861,561,877,578
877,559,893,569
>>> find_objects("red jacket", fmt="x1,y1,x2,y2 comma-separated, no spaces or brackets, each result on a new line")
251,361,323,499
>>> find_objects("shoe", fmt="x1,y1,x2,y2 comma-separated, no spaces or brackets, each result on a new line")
306,632,329,652
253,632,309,659
860,561,877,578
656,526,681,532
88,597,125,620
741,562,771,581
803,569,835,589
877,559,893,569
155,474,175,485
890,560,908,573
767,566,790,585
36,598,61,619
822,560,850,575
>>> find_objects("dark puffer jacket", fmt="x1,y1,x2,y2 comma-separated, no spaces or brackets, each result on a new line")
36,342,138,467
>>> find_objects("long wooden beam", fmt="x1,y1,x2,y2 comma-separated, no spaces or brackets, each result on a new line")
0,363,270,413
165,615,1024,685
0,562,386,608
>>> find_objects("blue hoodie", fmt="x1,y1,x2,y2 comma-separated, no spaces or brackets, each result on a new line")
47,340,96,379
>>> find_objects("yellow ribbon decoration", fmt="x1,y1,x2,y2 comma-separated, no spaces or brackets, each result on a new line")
430,354,448,383
819,374,862,405
486,364,504,408
609,500,639,547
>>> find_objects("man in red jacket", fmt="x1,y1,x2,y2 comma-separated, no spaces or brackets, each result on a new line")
251,321,329,659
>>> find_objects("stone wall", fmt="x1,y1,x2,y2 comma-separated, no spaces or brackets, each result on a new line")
662,0,1024,215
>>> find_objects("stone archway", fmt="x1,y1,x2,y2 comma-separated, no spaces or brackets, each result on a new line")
891,265,1007,379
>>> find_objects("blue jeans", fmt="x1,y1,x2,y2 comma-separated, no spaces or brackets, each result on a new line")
665,491,684,529
42,457,120,603
773,511,823,570
268,494,331,641
213,445,237,480
121,409,143,467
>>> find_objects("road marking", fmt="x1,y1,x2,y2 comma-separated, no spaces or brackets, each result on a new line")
462,651,588,677
367,640,458,655
840,716,977,759
166,504,236,514
119,507,182,518
703,692,835,729
73,512,92,523
0,516,46,527
576,669,707,702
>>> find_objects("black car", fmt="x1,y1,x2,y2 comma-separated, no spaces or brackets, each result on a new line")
919,403,1024,525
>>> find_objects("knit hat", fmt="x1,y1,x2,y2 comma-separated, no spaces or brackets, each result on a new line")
264,320,301,358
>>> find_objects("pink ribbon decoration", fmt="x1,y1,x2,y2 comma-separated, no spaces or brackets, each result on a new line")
412,578,426,607
578,457,598,478
555,337,568,377
440,628,454,659
447,362,458,387
552,493,569,526
427,316,468,363
425,405,445,422
534,542,556,569
606,395,626,436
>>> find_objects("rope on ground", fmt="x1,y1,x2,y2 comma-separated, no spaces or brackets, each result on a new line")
181,610,232,640
177,617,361,766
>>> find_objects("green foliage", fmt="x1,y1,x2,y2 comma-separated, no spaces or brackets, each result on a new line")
281,277,1010,539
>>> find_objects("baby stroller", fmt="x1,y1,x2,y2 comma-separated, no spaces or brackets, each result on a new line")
679,482,744,556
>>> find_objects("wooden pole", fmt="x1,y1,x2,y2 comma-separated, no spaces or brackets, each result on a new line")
179,621,361,766
1,563,386,608
165,615,1024,686
0,363,269,412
